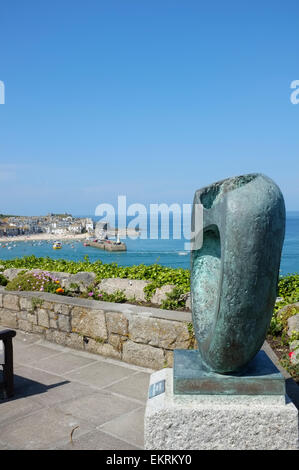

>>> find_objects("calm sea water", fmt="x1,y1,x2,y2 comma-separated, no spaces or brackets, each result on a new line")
0,212,298,276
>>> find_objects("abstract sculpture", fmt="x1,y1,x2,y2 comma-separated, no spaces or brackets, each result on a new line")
145,174,298,450
190,173,286,374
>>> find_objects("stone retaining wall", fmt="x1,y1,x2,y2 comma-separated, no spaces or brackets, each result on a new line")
0,287,193,370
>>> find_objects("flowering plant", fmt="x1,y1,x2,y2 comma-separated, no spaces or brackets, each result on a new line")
6,271,65,295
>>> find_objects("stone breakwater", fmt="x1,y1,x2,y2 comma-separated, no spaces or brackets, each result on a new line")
0,287,194,369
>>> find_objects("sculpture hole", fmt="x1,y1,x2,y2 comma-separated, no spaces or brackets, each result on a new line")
191,226,221,341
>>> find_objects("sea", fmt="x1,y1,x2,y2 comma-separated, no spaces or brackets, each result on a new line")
0,212,298,276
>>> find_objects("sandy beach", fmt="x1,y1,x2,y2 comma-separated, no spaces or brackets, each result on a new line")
0,233,88,243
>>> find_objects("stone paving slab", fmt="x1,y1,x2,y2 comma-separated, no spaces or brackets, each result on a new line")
56,389,140,426
0,395,44,427
103,372,150,402
13,343,66,365
12,365,98,408
0,407,93,450
64,361,138,389
0,327,152,450
0,442,10,450
28,351,98,375
100,406,146,448
54,428,140,450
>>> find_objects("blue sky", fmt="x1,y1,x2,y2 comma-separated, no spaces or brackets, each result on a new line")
0,0,298,215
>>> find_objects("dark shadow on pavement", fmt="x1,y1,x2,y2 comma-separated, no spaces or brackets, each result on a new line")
0,371,70,402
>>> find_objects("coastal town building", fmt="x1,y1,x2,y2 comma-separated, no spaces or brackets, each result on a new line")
0,214,95,237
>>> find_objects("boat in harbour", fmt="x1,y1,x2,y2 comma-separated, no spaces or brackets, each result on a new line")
53,241,62,250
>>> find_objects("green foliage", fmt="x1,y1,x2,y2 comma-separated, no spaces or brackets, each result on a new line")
278,274,299,301
267,273,299,381
2,257,299,327
99,290,127,303
289,331,299,343
0,256,191,309
69,282,80,292
0,256,191,294
0,255,97,275
0,273,8,286
268,274,299,338
279,352,299,382
80,287,127,303
269,302,299,338
143,283,158,301
160,287,187,310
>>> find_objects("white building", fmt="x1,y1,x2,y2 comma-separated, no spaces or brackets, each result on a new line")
85,218,95,233
68,223,83,234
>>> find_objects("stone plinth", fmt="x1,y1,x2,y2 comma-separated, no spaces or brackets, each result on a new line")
144,368,299,450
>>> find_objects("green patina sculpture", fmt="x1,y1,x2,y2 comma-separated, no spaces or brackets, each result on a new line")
190,173,286,375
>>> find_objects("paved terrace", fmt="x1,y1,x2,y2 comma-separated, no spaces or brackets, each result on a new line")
0,328,152,450
0,327,298,450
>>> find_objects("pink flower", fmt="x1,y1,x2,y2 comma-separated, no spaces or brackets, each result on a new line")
88,292,94,297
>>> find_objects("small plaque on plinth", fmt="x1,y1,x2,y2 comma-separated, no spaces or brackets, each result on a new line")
173,350,286,396
149,379,165,399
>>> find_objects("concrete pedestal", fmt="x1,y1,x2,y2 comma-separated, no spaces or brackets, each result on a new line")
144,368,299,450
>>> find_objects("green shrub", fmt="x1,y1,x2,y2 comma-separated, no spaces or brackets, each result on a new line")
278,274,299,303
269,303,299,342
0,256,191,299
0,255,190,287
268,274,299,338
160,287,187,310
81,288,127,303
0,273,8,286
98,289,127,303
279,352,299,382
